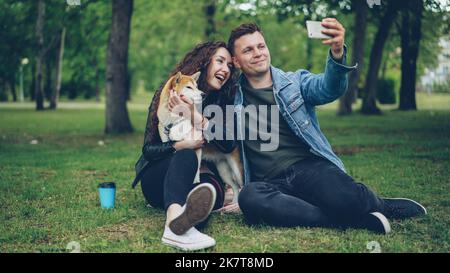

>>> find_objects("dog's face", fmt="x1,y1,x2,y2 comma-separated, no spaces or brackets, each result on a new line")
171,71,204,105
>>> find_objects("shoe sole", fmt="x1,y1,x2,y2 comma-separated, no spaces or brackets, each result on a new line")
161,236,216,252
370,212,391,235
383,197,428,216
169,184,216,236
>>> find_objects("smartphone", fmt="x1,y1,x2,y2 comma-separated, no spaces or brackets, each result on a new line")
306,20,332,39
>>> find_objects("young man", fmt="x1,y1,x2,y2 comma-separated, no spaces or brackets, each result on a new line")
227,20,427,234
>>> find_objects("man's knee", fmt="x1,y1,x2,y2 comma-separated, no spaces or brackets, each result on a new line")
238,182,270,213
238,183,266,225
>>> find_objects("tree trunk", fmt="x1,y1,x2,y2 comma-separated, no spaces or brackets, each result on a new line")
8,75,17,102
30,61,36,101
338,0,368,116
204,0,216,40
399,0,423,111
35,0,45,110
105,0,134,134
361,1,401,115
381,53,389,80
45,56,53,101
95,69,101,102
126,71,131,101
50,27,65,110
0,79,7,102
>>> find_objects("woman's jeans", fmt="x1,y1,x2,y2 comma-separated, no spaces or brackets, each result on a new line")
238,156,386,229
141,149,224,230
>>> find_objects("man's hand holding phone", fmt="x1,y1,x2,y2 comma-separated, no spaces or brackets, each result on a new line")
307,18,345,61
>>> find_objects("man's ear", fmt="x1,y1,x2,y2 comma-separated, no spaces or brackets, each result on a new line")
191,71,201,82
232,56,241,70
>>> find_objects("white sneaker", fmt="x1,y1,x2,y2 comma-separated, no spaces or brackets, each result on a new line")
162,226,216,251
169,183,216,235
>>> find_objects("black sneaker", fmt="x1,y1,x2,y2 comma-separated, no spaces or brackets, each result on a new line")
382,198,427,219
169,183,216,235
358,212,391,235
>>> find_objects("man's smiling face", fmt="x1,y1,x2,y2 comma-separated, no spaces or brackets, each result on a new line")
232,31,271,77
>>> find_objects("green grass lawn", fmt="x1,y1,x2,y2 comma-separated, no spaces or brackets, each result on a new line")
0,93,449,253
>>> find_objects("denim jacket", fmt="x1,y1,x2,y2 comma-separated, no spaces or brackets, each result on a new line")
234,48,357,185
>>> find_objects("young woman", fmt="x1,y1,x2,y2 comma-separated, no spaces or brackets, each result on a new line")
131,41,237,251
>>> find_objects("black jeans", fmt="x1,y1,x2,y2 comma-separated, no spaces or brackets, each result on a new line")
238,156,386,229
141,149,224,229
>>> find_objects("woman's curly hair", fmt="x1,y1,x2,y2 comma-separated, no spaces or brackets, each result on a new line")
143,41,237,145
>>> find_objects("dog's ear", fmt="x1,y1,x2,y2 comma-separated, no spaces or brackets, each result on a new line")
169,72,182,90
171,71,183,88
191,71,201,82
175,71,183,85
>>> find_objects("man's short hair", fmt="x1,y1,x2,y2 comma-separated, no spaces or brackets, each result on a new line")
227,23,263,55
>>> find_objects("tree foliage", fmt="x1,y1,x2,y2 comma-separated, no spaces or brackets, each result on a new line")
0,0,447,115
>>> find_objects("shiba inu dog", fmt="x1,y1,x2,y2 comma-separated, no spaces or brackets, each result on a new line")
157,71,204,143
157,72,243,203
202,145,243,204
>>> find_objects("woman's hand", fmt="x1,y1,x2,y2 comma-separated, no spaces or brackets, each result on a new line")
173,138,205,151
168,90,203,126
172,128,205,150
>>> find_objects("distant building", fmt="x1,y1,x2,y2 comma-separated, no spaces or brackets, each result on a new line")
420,37,450,92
